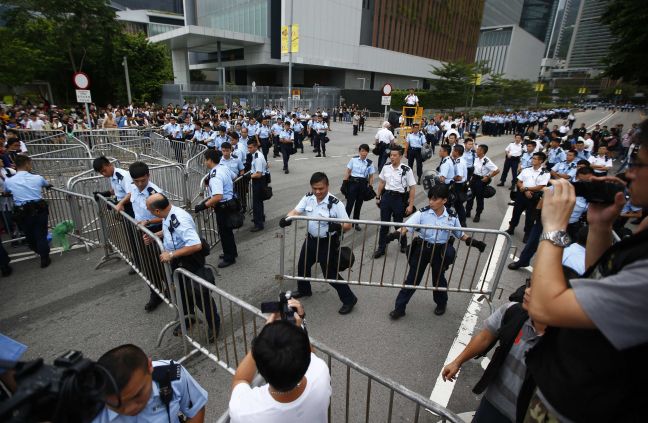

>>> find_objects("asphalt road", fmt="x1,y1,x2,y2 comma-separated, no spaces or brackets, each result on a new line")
0,108,642,422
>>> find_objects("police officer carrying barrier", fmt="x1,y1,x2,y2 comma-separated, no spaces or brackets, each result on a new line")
115,161,165,311
5,155,52,268
279,172,358,315
194,149,237,268
374,146,416,258
92,156,134,217
386,184,486,318
248,139,268,232
342,144,375,230
465,145,500,223
145,193,220,340
406,123,425,184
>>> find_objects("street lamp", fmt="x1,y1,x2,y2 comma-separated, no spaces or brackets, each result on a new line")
356,78,366,90
122,56,132,105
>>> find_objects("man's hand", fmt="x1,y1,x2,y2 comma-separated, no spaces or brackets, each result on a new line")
194,201,208,213
279,216,292,228
442,361,460,382
143,233,153,245
115,203,124,213
524,190,533,199
287,298,305,327
587,191,626,228
160,251,173,263
406,205,414,216
329,222,342,233
386,231,401,243
540,179,576,232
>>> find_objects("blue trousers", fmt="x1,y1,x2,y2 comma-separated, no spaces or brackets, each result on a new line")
517,220,542,266
345,180,367,220
251,179,265,229
378,193,407,251
472,397,510,423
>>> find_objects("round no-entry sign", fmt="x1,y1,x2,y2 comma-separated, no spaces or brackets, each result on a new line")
73,72,90,90
382,83,393,96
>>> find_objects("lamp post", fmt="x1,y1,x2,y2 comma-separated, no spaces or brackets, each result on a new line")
122,56,132,105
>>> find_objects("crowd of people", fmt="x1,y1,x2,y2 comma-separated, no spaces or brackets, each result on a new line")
0,96,646,423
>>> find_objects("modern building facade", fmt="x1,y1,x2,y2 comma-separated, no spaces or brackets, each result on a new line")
565,0,614,70
149,0,484,90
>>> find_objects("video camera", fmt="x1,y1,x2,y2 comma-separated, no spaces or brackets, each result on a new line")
260,291,297,325
0,351,114,423
572,180,625,204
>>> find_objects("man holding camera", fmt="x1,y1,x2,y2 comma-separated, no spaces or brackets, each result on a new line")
229,300,331,422
523,120,648,422
279,172,358,315
92,344,207,423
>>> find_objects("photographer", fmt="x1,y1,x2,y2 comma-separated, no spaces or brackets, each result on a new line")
92,344,207,423
229,300,331,422
523,120,648,422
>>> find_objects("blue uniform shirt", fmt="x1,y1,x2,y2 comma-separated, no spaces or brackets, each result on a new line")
211,134,227,149
208,165,234,202
162,205,201,252
406,132,425,148
569,196,588,224
347,156,375,178
220,156,244,178
257,125,271,138
553,160,578,181
575,149,590,161
405,206,463,243
292,122,304,134
91,360,208,423
5,171,49,205
547,147,566,164
111,168,133,201
463,148,476,168
279,129,294,142
193,129,211,143
520,152,534,169
437,157,455,184
295,193,349,238
454,158,468,183
250,152,267,175
271,123,282,136
129,181,162,221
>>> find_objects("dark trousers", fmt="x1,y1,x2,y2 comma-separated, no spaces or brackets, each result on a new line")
297,235,357,305
313,133,326,153
472,397,510,423
405,107,415,126
500,156,520,185
517,220,542,266
466,177,487,215
170,137,184,162
345,180,367,220
509,192,538,234
294,132,304,152
0,242,9,270
353,124,358,135
215,208,237,261
452,183,467,226
378,149,389,172
407,147,423,180
272,135,280,157
279,142,292,169
251,179,265,229
174,262,220,328
394,241,455,310
17,209,49,258
259,138,270,161
378,193,408,251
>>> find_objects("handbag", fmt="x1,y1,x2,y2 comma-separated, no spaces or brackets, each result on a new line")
421,143,433,162
262,185,273,201
227,212,245,229
362,185,376,201
338,246,355,271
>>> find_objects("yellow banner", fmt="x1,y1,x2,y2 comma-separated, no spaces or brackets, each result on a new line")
473,73,482,86
535,83,544,92
281,25,289,54
291,24,299,53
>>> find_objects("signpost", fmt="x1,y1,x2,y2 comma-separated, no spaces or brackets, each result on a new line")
73,72,93,129
382,83,393,121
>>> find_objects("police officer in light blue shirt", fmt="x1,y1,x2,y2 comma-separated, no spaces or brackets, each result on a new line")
292,117,304,154
463,138,476,178
520,141,536,170
406,124,425,182
92,156,135,216
387,184,486,318
219,141,244,179
436,144,455,184
211,127,227,150
279,172,358,314
546,139,566,169
343,144,375,228
5,155,52,268
91,344,208,423
271,118,283,158
257,118,272,160
551,150,578,181
191,122,210,145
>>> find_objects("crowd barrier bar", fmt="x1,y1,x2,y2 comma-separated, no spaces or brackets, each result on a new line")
279,216,512,302
173,267,463,423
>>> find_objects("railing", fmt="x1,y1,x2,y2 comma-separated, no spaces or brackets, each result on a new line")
173,268,463,423
32,157,98,189
149,132,207,165
278,216,511,301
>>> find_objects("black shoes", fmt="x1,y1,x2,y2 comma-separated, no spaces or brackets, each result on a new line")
284,169,289,174
497,182,505,187
315,153,322,157
400,244,408,254
505,226,515,235
338,298,357,315
1,265,12,277
373,249,385,259
291,291,312,299
473,214,481,222
217,259,235,268
389,309,406,320
354,224,362,231
508,261,527,270
40,256,51,268
144,293,163,312
250,226,263,232
434,304,447,316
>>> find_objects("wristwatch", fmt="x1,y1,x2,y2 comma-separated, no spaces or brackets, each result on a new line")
539,230,571,247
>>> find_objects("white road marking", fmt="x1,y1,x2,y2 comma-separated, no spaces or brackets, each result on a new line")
8,244,86,263
429,205,514,407
294,158,309,161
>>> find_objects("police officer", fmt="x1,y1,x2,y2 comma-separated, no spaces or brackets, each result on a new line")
271,117,283,158
279,121,294,174
424,120,439,154
436,144,455,185
194,149,237,268
506,152,550,241
374,146,416,258
519,141,536,171
115,161,165,311
166,117,184,162
146,193,220,339
211,126,227,150
248,139,268,232
292,115,304,154
342,144,375,230
546,138,566,170
92,156,134,216
406,123,425,184
257,118,272,160
219,141,244,180
279,172,358,315
498,134,523,189
386,185,486,318
550,149,578,181
451,145,468,227
463,138,476,179
312,115,329,157
404,88,419,126
92,344,208,423
5,155,51,268
465,145,500,223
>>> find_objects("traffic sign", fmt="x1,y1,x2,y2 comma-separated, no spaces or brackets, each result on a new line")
76,89,92,103
381,96,392,106
382,83,393,96
73,72,90,89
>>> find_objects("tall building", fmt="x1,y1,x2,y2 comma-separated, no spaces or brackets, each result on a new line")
565,0,615,70
149,0,484,89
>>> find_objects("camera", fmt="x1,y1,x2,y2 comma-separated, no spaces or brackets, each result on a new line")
572,181,624,204
261,291,297,324
0,350,112,423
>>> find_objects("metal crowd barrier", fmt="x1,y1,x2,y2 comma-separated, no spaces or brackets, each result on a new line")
18,129,69,143
194,207,219,250
278,216,511,301
149,132,207,165
74,128,142,150
186,152,208,207
233,172,253,216
32,157,98,189
96,195,178,344
173,268,463,423
28,144,92,159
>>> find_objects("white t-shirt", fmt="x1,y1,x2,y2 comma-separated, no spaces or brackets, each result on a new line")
583,138,594,152
229,354,331,423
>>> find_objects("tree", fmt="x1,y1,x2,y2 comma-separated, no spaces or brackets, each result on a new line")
601,0,648,85
429,61,490,109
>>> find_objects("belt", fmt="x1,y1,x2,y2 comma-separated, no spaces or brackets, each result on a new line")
307,233,337,240
15,199,46,208
349,176,368,182
384,190,405,195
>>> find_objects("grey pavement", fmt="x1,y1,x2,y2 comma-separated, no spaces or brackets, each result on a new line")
0,109,642,421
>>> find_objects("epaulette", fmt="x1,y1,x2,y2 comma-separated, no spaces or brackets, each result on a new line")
366,159,373,166
115,171,123,181
353,155,359,158
254,152,258,158
400,164,410,172
328,195,339,204
146,186,157,195
448,209,457,217
419,206,430,212
483,158,489,164
305,192,314,197
232,154,238,159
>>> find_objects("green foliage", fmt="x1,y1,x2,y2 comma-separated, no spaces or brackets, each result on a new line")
601,0,648,85
0,0,172,104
